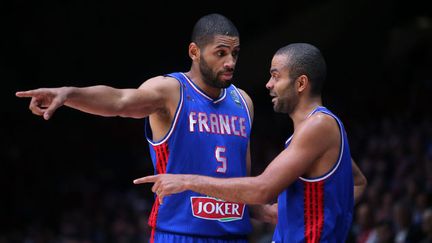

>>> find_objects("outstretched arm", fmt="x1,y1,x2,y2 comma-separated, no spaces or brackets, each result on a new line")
134,114,336,205
16,76,179,120
352,158,367,204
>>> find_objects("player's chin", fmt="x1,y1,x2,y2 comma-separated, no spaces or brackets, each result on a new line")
273,104,283,113
217,79,232,88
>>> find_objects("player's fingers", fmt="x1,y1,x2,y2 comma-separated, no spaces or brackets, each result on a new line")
29,99,45,116
16,90,37,98
43,98,62,120
152,181,161,193
32,107,46,116
133,175,158,184
29,97,39,110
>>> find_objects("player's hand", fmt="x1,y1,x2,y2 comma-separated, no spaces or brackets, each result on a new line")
133,174,188,204
16,87,69,120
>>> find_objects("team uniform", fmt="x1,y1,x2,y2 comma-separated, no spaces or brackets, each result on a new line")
145,72,252,243
272,106,354,243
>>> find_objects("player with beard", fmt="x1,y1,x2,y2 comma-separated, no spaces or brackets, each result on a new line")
16,13,260,243
133,43,368,243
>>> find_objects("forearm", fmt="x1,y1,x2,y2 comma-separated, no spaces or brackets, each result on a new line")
185,175,273,204
64,86,133,117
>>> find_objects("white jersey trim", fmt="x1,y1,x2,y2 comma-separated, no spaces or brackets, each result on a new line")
180,72,227,103
285,135,293,146
146,77,184,146
232,85,252,126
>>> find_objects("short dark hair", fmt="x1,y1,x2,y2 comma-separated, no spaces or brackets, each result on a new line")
276,43,327,96
191,13,239,48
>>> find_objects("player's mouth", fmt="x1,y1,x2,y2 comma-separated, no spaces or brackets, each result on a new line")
269,93,277,103
221,72,233,80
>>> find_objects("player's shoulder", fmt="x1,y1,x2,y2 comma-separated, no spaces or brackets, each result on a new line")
235,88,251,100
306,112,338,130
291,111,340,150
139,75,181,91
235,88,253,106
300,111,339,142
145,75,180,85
235,88,254,118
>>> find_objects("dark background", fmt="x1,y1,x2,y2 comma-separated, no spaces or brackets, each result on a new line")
1,0,432,242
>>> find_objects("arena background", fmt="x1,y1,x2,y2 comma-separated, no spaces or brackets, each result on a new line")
2,0,431,242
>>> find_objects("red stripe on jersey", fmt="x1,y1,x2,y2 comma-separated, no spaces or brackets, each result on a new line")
161,143,168,173
312,183,317,242
150,227,156,243
316,181,324,241
148,143,170,237
304,181,325,243
304,182,312,242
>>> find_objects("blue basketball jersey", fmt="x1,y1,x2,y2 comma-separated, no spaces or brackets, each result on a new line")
145,72,252,240
272,106,354,243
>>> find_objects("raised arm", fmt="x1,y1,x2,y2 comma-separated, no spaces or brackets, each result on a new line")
16,76,180,120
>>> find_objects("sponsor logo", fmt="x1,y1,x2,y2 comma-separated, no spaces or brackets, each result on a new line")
191,196,245,222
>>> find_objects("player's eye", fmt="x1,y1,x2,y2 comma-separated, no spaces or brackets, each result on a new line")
217,50,226,57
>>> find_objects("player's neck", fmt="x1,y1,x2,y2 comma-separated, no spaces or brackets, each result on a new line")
291,98,322,127
184,71,222,99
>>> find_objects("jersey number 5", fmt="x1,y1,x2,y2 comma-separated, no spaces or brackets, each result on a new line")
215,146,227,173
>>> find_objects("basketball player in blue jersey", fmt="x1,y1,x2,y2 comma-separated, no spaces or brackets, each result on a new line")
16,13,276,243
134,43,368,242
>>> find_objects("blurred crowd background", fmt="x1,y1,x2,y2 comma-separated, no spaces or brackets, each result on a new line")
2,0,431,242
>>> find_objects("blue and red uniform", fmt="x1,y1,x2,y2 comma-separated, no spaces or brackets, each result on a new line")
272,106,354,243
145,72,252,243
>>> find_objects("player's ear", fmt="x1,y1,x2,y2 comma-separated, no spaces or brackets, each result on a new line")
297,75,308,93
189,43,200,61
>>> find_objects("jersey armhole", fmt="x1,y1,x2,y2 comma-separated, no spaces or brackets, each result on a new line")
145,76,184,145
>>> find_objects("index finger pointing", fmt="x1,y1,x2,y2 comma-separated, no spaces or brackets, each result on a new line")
133,175,159,184
16,90,36,98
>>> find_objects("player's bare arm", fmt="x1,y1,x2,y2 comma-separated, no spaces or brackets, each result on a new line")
15,76,180,120
134,113,338,205
238,88,254,175
238,89,254,122
352,158,367,204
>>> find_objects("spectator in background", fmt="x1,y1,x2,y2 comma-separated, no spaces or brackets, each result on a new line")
374,220,394,243
420,208,432,243
352,203,376,243
393,201,422,243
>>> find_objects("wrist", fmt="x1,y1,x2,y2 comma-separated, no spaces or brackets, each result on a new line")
183,175,195,191
62,86,75,99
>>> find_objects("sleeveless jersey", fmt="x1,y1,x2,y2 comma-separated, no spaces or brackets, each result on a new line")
272,106,354,243
145,72,252,238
